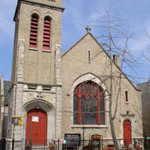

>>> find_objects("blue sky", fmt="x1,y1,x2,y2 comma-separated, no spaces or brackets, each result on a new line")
0,0,150,84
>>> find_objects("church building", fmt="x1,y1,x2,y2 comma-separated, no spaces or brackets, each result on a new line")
2,0,144,149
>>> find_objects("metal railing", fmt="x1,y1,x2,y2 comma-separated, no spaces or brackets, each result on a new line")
1,138,144,150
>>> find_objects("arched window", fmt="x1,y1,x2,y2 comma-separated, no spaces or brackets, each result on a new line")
29,13,39,48
43,16,51,50
73,81,105,125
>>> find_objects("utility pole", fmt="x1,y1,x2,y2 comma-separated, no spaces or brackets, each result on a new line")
23,113,27,150
30,117,32,150
82,112,85,149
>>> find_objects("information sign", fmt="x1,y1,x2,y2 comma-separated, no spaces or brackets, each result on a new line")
65,134,81,146
32,116,39,122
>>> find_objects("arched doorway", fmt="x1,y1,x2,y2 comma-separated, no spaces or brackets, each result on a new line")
123,119,132,146
26,108,47,145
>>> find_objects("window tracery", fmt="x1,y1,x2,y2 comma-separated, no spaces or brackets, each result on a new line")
73,81,105,125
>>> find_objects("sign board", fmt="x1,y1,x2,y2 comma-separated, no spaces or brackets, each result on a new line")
63,140,66,144
12,116,22,125
91,134,101,150
146,137,150,140
12,117,19,124
32,116,39,122
92,139,100,150
65,134,81,146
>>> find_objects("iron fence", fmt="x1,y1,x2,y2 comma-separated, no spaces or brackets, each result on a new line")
0,138,6,150
0,138,145,150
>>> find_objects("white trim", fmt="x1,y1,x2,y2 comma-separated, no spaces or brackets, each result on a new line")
30,9,41,16
43,12,54,20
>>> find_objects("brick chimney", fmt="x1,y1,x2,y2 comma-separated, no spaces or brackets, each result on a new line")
113,54,120,68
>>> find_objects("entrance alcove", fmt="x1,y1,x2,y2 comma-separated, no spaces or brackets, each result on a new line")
23,99,55,145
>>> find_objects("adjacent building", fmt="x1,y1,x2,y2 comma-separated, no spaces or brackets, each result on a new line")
0,77,11,149
137,79,150,149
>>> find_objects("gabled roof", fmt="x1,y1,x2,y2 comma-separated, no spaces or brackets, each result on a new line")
62,32,91,57
62,32,140,91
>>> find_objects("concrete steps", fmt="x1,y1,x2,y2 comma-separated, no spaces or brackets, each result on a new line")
31,145,49,150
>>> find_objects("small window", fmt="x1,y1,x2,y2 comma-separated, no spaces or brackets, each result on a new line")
88,49,91,63
43,16,51,50
125,91,128,102
42,85,51,91
29,14,39,48
28,84,37,90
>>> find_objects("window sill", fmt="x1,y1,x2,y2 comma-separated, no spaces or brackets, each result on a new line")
42,50,51,53
71,124,108,128
29,47,38,51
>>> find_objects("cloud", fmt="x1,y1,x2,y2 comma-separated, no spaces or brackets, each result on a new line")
63,0,85,30
0,15,14,38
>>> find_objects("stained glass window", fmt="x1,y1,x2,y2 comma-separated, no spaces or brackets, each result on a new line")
73,81,105,125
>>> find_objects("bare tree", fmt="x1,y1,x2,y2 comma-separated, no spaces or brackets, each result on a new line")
61,10,143,150
90,9,138,150
143,26,150,61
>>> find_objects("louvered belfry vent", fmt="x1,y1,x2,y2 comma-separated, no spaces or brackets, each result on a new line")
43,16,51,50
29,14,39,48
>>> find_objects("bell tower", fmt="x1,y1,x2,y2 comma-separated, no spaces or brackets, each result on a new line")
12,0,64,84
7,0,64,149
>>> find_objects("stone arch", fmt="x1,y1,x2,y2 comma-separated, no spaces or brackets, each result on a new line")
43,12,53,20
23,99,56,141
30,9,41,16
23,99,55,113
70,73,109,96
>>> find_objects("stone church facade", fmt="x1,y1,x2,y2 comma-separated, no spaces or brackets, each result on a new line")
2,0,143,149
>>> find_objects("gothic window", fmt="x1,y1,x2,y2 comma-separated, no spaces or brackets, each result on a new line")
73,81,105,125
29,13,39,48
43,16,51,50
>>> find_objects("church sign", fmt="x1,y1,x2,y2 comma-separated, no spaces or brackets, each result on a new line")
64,134,81,146
91,134,102,150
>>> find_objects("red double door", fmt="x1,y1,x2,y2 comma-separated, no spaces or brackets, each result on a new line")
26,109,47,145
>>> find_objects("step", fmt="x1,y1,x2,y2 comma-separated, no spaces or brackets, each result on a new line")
30,145,49,150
